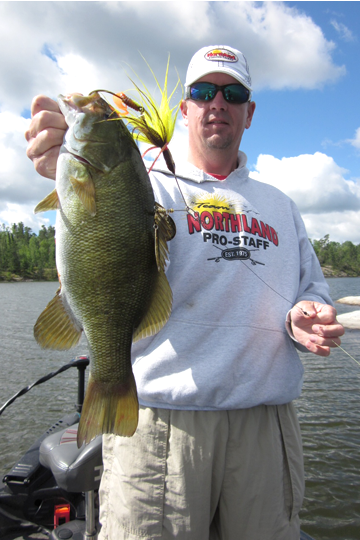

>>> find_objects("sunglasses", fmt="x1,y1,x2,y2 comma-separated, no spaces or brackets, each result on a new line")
185,82,251,104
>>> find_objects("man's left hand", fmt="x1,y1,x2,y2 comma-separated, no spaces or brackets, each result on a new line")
290,301,344,357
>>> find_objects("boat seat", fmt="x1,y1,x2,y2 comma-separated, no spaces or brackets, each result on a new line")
39,423,103,493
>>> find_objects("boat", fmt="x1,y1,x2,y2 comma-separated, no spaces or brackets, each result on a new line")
0,356,316,540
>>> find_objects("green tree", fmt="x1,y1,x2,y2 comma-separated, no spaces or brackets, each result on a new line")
0,222,56,279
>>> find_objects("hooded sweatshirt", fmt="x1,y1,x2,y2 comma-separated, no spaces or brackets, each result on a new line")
131,151,332,410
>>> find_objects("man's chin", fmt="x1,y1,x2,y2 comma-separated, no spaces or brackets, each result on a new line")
205,135,233,150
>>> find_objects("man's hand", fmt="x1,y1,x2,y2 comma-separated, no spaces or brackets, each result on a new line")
290,301,344,357
25,95,67,180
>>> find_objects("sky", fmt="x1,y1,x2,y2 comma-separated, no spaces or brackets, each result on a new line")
0,0,359,243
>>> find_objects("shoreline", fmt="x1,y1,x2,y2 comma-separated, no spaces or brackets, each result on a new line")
321,265,358,278
1,268,359,283
0,277,58,283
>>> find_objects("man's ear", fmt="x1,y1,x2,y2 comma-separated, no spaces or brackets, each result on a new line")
180,100,189,126
245,101,256,130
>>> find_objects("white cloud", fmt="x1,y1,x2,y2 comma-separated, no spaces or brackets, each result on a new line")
56,54,103,96
0,203,51,232
251,152,360,242
331,20,356,42
214,2,346,90
348,127,360,150
302,211,360,244
251,152,360,213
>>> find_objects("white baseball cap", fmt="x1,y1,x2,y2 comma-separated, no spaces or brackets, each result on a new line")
185,45,252,94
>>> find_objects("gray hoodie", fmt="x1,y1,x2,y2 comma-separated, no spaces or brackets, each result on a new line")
131,151,332,410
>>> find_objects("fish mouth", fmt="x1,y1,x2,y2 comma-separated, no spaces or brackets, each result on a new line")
63,147,92,167
72,154,91,166
65,148,106,173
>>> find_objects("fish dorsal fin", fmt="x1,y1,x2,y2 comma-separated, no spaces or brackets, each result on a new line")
154,202,176,272
69,172,96,216
34,189,60,214
133,271,172,343
34,288,83,350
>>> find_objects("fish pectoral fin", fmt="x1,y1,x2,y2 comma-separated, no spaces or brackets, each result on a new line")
133,270,172,343
34,189,60,214
34,288,83,350
154,202,176,272
69,170,96,216
77,372,139,447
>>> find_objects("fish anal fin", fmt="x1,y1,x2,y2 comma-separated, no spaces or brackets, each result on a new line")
69,172,96,216
77,372,138,447
133,271,172,343
34,288,82,350
154,202,176,271
34,189,60,214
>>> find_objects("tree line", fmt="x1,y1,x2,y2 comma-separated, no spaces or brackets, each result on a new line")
310,234,360,276
0,222,57,280
1,223,360,279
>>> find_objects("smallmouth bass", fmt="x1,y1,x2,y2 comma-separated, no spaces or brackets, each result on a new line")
34,92,175,446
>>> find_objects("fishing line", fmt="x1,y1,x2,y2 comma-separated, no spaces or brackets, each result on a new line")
238,258,360,368
238,257,296,307
331,342,360,367
173,173,196,218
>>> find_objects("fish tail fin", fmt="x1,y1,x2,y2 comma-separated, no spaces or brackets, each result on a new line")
77,372,138,447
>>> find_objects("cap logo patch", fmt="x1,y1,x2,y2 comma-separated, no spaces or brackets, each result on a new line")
205,49,238,63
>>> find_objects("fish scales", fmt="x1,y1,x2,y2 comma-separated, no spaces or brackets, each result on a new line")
33,92,175,446
57,157,156,379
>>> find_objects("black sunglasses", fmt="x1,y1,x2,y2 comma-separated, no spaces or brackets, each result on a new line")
185,82,251,104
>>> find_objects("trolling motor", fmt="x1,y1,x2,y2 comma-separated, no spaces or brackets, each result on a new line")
0,356,103,540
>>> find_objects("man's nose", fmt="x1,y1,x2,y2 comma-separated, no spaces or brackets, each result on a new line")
210,90,228,110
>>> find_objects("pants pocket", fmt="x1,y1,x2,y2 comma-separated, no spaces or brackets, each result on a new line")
100,407,170,539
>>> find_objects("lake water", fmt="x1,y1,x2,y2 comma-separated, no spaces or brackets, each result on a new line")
0,279,359,540
297,278,360,540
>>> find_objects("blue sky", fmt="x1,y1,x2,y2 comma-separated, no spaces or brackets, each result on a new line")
0,1,359,243
245,2,359,171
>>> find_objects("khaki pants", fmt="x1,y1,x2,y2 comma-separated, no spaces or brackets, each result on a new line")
99,403,304,540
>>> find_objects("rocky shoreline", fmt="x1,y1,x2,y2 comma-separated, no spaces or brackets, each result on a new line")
0,272,57,283
321,266,356,278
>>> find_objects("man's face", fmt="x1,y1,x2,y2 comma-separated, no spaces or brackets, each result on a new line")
181,72,255,161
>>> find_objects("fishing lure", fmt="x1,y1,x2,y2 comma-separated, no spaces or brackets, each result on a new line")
113,92,144,114
94,56,193,215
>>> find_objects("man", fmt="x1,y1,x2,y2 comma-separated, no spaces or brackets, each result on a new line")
26,45,344,540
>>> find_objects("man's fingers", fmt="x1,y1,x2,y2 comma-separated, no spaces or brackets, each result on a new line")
309,334,341,348
30,95,61,117
25,94,68,180
25,110,67,143
307,344,331,357
28,141,62,180
26,126,65,158
312,323,345,338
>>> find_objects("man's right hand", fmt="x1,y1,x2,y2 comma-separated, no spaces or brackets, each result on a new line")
25,95,67,180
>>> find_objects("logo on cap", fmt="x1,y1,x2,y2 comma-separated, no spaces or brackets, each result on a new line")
205,48,238,63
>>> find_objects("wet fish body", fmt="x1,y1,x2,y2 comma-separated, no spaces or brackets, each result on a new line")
34,93,174,446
